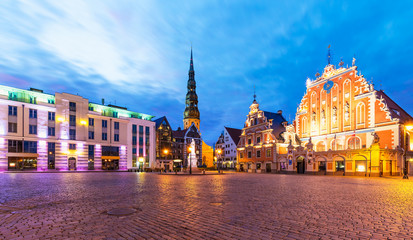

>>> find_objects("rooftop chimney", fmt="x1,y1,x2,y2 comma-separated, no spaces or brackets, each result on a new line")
102,98,105,105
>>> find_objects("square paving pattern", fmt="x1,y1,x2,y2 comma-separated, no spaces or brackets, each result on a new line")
0,173,413,239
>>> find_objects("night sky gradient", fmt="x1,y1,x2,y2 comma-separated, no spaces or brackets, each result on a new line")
1,1,412,145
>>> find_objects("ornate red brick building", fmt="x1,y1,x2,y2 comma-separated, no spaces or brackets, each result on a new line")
287,57,413,176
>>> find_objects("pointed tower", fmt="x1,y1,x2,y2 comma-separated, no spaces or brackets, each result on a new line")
183,48,200,130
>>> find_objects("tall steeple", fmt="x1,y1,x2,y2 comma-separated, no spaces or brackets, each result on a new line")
183,48,200,130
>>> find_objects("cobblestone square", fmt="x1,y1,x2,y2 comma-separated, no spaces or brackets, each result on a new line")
1,172,413,239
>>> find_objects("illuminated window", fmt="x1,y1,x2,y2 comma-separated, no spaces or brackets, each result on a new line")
348,137,361,149
266,149,271,157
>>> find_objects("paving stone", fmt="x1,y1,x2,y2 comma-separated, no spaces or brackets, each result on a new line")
0,173,413,239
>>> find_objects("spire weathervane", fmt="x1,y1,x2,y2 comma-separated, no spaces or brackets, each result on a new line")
253,85,256,100
327,45,331,65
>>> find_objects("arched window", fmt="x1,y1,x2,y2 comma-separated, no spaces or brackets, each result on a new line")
356,103,365,125
316,141,326,151
348,137,361,149
302,116,307,134
331,139,344,150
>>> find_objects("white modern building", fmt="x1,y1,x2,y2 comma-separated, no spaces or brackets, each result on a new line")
215,127,241,169
0,85,156,171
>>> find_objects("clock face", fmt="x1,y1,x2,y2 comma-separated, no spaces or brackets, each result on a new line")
323,80,334,93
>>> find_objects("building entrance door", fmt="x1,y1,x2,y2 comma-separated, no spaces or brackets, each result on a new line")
68,157,76,171
296,156,305,174
266,163,271,173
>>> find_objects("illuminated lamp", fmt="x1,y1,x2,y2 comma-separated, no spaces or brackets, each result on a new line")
57,117,64,122
9,162,16,167
406,126,413,131
80,120,87,125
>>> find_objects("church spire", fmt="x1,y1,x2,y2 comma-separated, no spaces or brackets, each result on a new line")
184,48,200,130
189,47,194,71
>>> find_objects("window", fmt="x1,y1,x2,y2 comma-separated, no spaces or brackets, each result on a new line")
101,146,119,156
132,148,137,154
24,141,37,153
48,112,55,121
69,115,76,126
266,149,271,157
248,151,252,158
257,150,261,158
240,153,243,159
88,131,94,140
8,140,23,152
257,137,261,144
48,142,55,169
69,144,76,150
88,145,94,170
8,123,17,133
89,118,94,126
102,120,107,128
48,127,55,136
69,129,76,140
29,96,37,104
145,126,150,135
132,124,137,134
254,118,258,125
114,122,119,130
348,137,361,150
356,103,365,124
139,148,143,154
113,112,118,118
8,106,17,116
114,134,119,142
29,109,37,119
248,138,251,145
139,125,144,134
139,137,143,146
29,125,37,134
102,133,107,141
88,106,94,111
48,99,55,104
69,102,76,111
132,136,137,145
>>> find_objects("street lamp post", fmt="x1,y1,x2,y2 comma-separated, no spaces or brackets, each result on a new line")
216,149,222,174
403,125,412,179
188,147,193,175
161,149,169,174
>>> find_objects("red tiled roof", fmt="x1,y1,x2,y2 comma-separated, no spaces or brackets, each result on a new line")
377,90,413,124
224,127,242,145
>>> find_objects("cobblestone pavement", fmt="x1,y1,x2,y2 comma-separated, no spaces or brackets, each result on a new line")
1,173,413,239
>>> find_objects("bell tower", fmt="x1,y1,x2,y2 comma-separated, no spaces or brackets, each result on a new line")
183,48,200,130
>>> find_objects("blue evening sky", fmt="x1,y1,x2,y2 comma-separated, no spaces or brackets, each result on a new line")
1,1,413,145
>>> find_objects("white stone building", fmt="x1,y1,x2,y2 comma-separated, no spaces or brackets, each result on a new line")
215,127,241,169
0,85,156,171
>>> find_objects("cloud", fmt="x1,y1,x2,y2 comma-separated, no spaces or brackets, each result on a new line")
0,0,412,144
